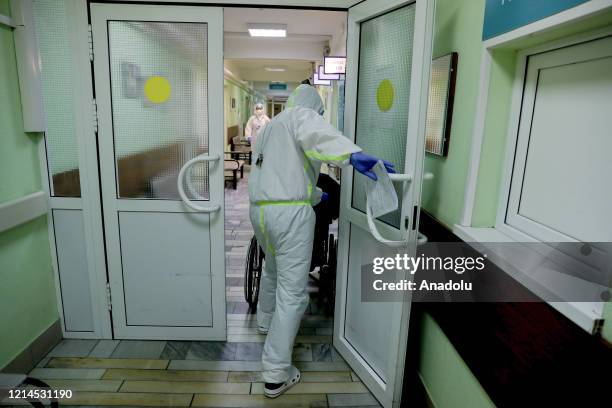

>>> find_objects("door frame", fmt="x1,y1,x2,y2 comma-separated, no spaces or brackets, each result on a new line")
333,0,435,407
89,2,226,340
36,0,112,339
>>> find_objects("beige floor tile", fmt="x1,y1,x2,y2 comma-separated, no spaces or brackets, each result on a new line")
226,371,264,382
28,368,106,380
227,371,351,383
226,334,266,342
120,380,250,394
226,334,331,343
44,379,122,392
47,357,168,370
57,391,192,406
294,335,333,344
294,361,350,372
191,393,327,407
301,371,353,382
102,368,228,382
251,381,368,395
168,360,262,371
227,319,258,328
328,392,381,407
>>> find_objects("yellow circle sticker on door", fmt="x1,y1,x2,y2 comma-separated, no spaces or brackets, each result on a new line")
144,76,171,104
376,79,394,112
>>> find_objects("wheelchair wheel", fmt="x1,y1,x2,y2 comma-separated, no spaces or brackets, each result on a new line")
245,236,264,307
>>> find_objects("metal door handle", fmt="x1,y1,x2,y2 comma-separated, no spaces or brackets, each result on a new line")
366,198,408,247
365,172,433,247
177,154,221,213
389,173,412,182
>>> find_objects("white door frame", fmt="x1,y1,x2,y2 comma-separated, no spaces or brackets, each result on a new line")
90,3,226,340
460,0,612,227
334,1,435,407
36,0,112,339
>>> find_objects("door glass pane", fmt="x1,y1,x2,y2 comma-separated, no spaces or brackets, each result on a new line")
108,21,209,200
351,5,416,228
33,0,81,197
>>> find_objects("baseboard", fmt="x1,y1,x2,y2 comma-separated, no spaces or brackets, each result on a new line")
1,320,61,374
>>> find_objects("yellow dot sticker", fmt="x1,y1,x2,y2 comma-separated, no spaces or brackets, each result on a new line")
144,76,171,104
376,79,394,112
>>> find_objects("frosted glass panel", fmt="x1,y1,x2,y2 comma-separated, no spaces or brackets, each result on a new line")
351,5,416,228
108,22,209,200
33,0,81,197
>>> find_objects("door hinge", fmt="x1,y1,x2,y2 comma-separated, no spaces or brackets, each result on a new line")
105,282,112,311
92,99,99,133
87,24,94,61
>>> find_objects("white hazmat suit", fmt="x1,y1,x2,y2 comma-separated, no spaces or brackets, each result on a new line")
245,103,270,147
249,85,361,384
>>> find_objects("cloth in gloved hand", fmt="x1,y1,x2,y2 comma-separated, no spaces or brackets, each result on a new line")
365,160,398,218
350,152,395,181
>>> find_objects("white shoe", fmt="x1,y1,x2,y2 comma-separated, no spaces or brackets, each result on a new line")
264,366,301,398
257,326,268,334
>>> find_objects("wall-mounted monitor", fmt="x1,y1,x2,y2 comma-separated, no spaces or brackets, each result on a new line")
313,73,331,86
319,65,340,80
324,56,346,74
425,52,458,157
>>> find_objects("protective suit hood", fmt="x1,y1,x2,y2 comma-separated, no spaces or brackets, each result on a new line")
286,84,325,115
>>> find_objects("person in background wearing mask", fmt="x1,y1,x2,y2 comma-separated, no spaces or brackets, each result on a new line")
245,102,271,147
249,84,395,398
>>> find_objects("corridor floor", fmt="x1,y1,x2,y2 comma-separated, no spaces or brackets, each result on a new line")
6,170,381,407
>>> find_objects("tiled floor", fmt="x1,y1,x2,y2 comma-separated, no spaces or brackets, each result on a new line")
7,170,380,407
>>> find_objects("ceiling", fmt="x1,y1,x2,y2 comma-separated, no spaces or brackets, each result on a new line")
223,8,346,63
224,8,346,36
225,59,313,82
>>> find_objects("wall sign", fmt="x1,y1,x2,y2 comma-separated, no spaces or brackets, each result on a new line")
269,82,287,90
324,56,346,74
483,0,589,40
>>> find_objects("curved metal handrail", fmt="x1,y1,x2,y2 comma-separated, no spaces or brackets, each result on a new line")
177,154,221,213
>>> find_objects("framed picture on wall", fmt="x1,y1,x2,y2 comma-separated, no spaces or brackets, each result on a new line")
425,52,458,157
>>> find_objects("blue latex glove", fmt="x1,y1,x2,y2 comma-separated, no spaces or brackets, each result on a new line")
246,136,253,144
321,192,329,202
350,152,396,181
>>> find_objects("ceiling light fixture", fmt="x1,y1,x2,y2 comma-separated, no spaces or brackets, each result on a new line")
265,67,286,72
247,23,287,38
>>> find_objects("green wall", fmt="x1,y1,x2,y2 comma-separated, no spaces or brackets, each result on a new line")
0,0,58,369
419,4,612,406
421,0,486,229
471,49,516,227
417,2,496,405
224,78,264,149
419,313,495,408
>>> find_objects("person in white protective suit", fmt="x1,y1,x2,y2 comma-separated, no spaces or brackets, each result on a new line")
248,84,395,398
245,102,271,147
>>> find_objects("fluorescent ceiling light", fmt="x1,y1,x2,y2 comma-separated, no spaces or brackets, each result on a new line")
247,23,287,37
265,67,286,72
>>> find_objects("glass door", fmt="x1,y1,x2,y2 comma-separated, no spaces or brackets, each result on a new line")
91,3,225,340
334,0,434,406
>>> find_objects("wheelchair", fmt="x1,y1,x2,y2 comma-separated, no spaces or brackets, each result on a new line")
244,173,340,315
